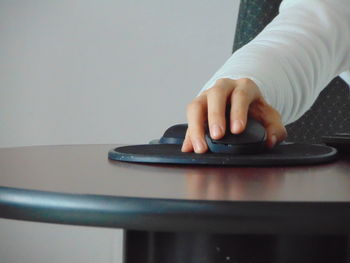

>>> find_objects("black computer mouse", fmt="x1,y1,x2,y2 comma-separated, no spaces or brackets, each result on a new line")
205,116,267,154
156,107,267,154
157,119,266,154
158,124,187,144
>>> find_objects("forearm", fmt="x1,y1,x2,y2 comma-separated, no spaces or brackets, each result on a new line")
198,0,350,124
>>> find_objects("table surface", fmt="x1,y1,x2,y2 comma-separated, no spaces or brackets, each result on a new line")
1,144,350,234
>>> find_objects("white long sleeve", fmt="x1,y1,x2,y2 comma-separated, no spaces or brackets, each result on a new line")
198,0,350,125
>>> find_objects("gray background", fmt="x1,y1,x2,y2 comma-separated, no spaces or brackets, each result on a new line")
0,0,238,147
0,0,239,262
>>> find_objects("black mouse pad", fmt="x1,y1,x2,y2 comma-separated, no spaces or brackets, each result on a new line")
108,143,338,166
322,133,350,154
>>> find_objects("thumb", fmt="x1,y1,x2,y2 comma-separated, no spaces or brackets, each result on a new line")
253,103,287,148
248,96,287,148
265,123,287,148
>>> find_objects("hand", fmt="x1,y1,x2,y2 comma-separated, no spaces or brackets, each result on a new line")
181,78,287,154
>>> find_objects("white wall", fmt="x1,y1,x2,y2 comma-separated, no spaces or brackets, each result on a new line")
0,0,238,147
0,0,239,262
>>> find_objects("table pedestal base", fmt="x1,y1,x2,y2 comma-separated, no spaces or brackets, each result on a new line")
124,230,349,263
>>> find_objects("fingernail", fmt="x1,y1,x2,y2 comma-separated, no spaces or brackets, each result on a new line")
211,124,222,138
194,139,206,153
271,135,277,147
232,120,243,134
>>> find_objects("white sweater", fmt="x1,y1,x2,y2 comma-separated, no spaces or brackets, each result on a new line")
198,0,350,125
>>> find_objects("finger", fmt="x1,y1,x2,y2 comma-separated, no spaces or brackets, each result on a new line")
181,128,194,152
186,96,208,153
265,123,287,148
206,86,230,139
230,87,256,134
260,109,287,148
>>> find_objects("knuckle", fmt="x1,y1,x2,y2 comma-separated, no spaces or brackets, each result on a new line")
208,109,222,117
215,78,229,85
189,130,203,140
207,85,223,94
200,90,209,96
232,108,243,115
214,78,236,88
230,103,242,113
236,78,252,86
208,111,224,124
187,100,203,112
187,126,196,135
233,88,249,98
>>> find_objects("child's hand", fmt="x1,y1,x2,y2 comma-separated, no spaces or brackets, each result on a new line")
181,78,287,154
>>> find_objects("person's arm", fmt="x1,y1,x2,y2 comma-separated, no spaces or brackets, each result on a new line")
182,0,350,154
197,0,350,125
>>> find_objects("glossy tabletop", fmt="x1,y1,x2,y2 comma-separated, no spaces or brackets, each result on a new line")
1,144,350,234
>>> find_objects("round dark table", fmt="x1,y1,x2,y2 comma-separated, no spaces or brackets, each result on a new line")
1,144,350,263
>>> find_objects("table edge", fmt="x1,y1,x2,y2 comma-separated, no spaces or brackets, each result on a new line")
1,186,350,234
